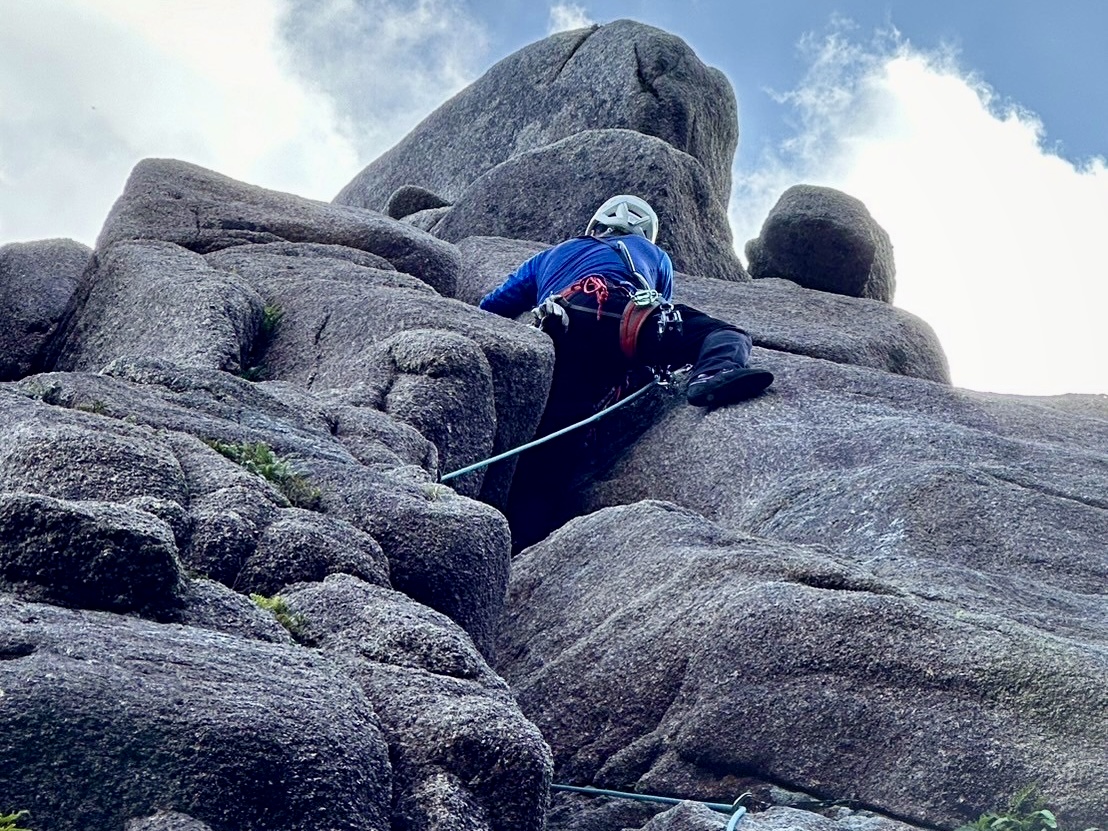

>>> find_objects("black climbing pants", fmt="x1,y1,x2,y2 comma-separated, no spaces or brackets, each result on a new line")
507,286,752,549
539,293,753,436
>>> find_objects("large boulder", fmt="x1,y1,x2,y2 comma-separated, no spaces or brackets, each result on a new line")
0,596,393,831
285,575,552,831
335,19,737,211
97,158,460,296
0,238,89,380
432,129,747,281
309,456,512,657
676,274,948,382
204,245,554,509
385,184,452,219
497,351,1108,830
497,500,1108,831
745,185,896,302
234,509,391,596
54,240,264,374
0,399,190,506
0,493,182,616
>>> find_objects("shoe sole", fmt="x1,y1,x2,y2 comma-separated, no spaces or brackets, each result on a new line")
687,369,774,407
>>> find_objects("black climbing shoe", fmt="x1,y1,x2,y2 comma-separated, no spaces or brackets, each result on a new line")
686,367,774,407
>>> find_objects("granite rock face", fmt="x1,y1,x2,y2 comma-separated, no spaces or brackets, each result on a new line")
1,18,1105,831
336,19,737,210
0,238,89,380
55,239,264,374
746,185,896,302
432,129,746,281
0,597,393,831
202,243,553,507
336,20,744,281
496,351,1108,831
498,498,1107,831
2,361,509,655
125,812,215,831
0,492,182,615
98,157,460,296
285,575,552,831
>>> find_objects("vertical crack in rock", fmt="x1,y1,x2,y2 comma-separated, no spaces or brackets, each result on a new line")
312,311,332,347
550,25,599,83
633,43,662,100
189,206,203,246
306,310,332,391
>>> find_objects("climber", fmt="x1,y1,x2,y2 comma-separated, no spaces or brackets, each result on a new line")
479,194,773,431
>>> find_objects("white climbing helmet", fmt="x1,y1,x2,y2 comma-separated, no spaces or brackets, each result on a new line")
585,195,659,244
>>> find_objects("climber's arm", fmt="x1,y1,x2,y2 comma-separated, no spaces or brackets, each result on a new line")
479,256,542,318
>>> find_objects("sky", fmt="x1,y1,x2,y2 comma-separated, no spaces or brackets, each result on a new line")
2,0,1106,396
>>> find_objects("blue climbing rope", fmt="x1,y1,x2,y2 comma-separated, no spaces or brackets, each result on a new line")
551,784,747,827
439,377,661,483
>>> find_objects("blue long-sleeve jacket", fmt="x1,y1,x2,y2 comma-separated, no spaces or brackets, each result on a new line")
479,235,674,318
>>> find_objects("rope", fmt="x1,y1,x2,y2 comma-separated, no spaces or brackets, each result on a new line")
439,378,660,483
564,274,612,320
551,784,747,828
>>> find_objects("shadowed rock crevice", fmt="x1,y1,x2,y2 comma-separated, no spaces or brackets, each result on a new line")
0,639,36,660
633,44,663,100
782,569,903,596
982,466,1108,511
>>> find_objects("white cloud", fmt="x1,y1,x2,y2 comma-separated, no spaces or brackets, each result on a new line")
548,3,594,35
276,0,489,161
732,26,1108,395
0,0,490,248
0,0,359,246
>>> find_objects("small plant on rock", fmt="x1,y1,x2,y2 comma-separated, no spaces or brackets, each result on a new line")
74,399,108,415
420,482,453,502
0,809,32,831
241,303,284,381
250,593,310,643
956,787,1100,831
204,439,323,510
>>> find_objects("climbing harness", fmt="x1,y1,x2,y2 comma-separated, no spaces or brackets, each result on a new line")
574,275,612,320
448,231,688,485
531,238,682,363
551,784,748,829
608,237,683,354
439,371,677,483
